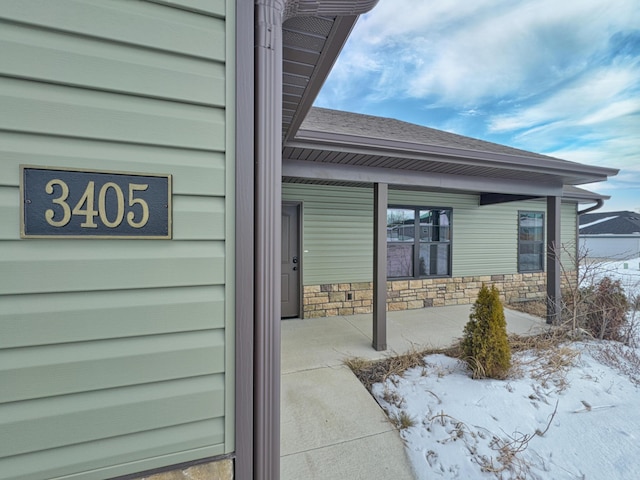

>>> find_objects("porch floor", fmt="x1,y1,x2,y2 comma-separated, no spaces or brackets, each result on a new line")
281,304,546,479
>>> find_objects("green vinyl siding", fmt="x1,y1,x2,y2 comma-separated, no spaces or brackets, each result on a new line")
561,202,579,267
283,184,373,284
284,184,578,284
454,199,525,276
0,1,234,479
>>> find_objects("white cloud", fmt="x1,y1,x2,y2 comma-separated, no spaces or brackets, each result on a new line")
318,0,640,211
488,65,640,132
578,98,640,126
327,0,640,106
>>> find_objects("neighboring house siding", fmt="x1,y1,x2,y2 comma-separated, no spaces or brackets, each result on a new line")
580,235,640,260
0,1,234,479
283,184,578,283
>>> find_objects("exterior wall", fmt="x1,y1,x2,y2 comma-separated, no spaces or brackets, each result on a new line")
0,2,235,479
580,235,640,260
282,183,579,318
282,183,373,284
303,273,546,318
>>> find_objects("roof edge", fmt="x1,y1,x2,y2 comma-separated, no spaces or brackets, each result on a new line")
284,0,379,19
563,185,611,202
289,130,619,185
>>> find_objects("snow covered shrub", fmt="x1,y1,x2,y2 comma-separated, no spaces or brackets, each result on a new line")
582,277,629,341
462,284,511,379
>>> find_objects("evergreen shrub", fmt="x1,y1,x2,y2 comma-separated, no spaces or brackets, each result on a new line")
462,284,511,379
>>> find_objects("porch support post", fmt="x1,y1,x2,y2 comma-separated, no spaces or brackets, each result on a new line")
546,195,562,325
373,182,388,351
254,1,284,478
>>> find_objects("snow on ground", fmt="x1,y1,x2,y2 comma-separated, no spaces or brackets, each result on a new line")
588,256,640,300
374,346,640,479
372,258,640,480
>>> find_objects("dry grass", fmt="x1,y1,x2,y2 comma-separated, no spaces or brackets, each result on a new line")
389,411,417,430
507,331,581,392
481,400,558,478
508,329,571,353
345,344,460,392
421,403,559,480
345,329,578,393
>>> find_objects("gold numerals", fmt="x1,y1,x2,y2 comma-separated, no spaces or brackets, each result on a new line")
45,179,150,229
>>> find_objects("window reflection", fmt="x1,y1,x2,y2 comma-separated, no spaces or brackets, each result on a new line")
387,207,452,278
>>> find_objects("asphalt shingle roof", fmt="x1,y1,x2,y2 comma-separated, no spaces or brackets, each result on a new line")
579,211,640,235
302,107,573,164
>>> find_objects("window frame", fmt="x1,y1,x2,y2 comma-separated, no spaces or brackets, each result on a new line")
517,210,545,273
386,205,453,279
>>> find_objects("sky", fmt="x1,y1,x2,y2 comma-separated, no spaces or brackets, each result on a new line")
315,0,640,213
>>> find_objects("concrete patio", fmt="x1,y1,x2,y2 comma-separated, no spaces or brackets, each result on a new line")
281,304,546,479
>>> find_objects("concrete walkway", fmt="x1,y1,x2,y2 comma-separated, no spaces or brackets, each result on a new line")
281,305,545,479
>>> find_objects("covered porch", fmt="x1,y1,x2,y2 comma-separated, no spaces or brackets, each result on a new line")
280,304,546,479
282,108,617,351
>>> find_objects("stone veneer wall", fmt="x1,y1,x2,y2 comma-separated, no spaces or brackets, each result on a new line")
133,458,233,480
303,273,547,318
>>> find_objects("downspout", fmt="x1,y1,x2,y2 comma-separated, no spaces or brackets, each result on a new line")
578,199,604,215
253,1,378,479
254,2,285,479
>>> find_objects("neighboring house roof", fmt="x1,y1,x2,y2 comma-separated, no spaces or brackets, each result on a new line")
579,211,640,235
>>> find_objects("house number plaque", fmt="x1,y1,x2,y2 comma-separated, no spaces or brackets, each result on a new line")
21,166,172,239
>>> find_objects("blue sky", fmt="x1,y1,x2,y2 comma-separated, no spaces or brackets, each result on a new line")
315,0,640,212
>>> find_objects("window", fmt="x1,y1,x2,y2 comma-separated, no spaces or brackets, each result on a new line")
387,207,452,278
518,211,544,272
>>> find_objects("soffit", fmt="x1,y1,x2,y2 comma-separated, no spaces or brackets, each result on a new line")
283,145,565,183
281,178,606,203
282,16,357,142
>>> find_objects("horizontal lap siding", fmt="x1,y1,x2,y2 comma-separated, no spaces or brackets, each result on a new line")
283,184,373,284
285,185,578,284
0,1,232,479
561,203,578,267
454,200,519,276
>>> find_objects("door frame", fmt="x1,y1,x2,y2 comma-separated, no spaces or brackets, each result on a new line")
282,201,303,318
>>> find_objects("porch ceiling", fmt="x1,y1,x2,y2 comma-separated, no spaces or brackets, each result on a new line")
283,144,564,183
